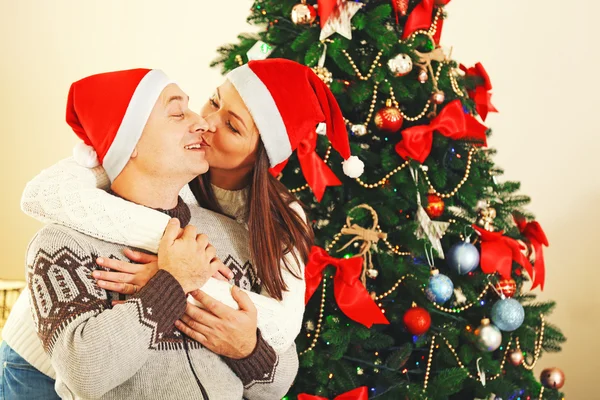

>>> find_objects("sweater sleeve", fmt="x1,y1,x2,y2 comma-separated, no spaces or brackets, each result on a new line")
27,225,187,399
20,157,170,253
21,157,306,353
224,331,298,400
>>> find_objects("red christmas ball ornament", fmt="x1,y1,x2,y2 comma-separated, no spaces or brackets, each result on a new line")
425,191,445,218
495,278,517,298
403,304,431,335
374,99,403,133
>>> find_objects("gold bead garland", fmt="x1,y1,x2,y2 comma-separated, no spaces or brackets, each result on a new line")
421,147,476,199
355,159,410,189
423,335,436,391
427,282,492,313
517,314,545,371
299,277,327,355
340,48,383,81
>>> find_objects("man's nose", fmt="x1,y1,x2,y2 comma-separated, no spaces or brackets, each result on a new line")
191,114,215,133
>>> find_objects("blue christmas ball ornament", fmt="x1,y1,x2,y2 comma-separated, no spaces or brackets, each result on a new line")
447,239,480,275
491,298,525,332
425,269,454,304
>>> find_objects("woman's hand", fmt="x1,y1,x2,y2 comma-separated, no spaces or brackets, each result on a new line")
175,286,258,359
94,249,158,297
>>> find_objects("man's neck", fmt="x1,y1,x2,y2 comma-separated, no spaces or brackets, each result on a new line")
111,173,187,210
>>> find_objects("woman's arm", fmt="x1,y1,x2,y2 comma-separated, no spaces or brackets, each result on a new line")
21,158,307,353
20,157,169,253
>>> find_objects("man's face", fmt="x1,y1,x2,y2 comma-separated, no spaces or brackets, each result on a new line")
133,83,208,180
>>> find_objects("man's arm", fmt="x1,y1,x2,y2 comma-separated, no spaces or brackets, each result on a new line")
224,333,299,400
27,225,187,399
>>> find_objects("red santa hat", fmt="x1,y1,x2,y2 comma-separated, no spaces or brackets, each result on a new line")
226,59,364,201
67,68,172,181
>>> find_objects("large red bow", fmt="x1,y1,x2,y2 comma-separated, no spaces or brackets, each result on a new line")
460,63,498,121
515,216,549,291
473,225,533,282
395,100,487,163
269,127,341,202
299,386,369,400
402,0,452,43
305,247,389,327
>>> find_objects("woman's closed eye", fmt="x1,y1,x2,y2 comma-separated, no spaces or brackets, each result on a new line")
209,97,240,134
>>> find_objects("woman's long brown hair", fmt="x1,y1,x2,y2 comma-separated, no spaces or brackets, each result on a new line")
189,142,314,300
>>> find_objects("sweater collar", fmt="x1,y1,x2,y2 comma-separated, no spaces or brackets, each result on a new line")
211,184,249,223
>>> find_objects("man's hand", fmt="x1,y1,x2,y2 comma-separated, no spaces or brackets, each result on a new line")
158,218,221,293
175,286,258,359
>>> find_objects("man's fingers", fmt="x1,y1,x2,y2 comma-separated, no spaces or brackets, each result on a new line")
231,286,256,314
182,225,197,241
159,218,181,252
96,257,138,274
124,248,157,264
205,245,217,261
196,233,209,249
111,300,126,306
175,320,208,345
189,289,234,317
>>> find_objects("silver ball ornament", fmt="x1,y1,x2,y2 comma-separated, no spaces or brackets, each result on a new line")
447,240,480,275
491,298,525,332
387,53,413,77
474,318,502,352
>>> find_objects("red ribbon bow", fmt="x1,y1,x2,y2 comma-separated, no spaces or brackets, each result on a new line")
515,216,549,291
305,247,389,328
460,63,498,121
473,225,534,282
269,127,341,202
395,100,487,163
299,386,369,400
402,0,451,43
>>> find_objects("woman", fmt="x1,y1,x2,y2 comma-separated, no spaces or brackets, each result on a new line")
2,59,364,397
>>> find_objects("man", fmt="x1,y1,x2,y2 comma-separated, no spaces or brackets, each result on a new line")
18,68,297,399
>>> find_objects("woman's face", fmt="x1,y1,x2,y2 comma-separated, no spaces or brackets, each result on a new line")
199,80,260,173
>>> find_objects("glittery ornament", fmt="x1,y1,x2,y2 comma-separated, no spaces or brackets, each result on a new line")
447,239,480,275
425,269,454,304
311,66,333,86
418,68,429,83
319,1,364,40
403,304,431,335
491,298,525,332
507,349,524,366
495,278,517,298
367,269,379,279
425,191,445,218
374,99,403,132
291,1,317,25
432,91,445,104
540,367,565,389
350,124,367,136
474,318,502,351
477,206,497,231
388,53,413,77
305,320,315,331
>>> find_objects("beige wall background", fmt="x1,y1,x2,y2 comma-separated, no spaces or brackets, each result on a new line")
1,0,597,397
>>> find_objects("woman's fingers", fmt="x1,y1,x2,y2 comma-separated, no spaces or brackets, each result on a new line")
97,280,139,295
96,257,139,273
124,248,157,264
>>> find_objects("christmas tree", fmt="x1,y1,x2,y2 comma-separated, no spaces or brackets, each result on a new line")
212,1,566,399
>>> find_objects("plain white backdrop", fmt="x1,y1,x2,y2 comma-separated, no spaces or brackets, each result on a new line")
1,0,598,397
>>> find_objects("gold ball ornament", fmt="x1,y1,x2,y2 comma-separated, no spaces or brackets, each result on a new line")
350,124,368,137
311,66,333,87
418,68,429,83
540,367,565,389
508,349,524,366
367,269,379,279
291,1,317,25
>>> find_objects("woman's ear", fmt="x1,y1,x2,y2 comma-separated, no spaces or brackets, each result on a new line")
130,148,138,159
